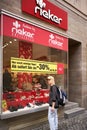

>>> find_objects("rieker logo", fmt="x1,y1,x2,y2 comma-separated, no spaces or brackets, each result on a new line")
12,21,34,39
35,0,62,24
49,34,63,48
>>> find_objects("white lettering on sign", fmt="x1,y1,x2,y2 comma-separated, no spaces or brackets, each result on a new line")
11,21,35,39
35,0,62,24
49,34,63,47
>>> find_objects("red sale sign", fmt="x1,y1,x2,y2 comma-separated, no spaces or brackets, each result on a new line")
22,0,68,30
3,15,68,51
57,64,64,74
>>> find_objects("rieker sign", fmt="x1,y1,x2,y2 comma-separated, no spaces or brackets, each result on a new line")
34,0,62,24
22,0,68,30
3,15,68,51
12,21,35,39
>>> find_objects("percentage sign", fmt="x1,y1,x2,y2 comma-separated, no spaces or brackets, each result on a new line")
45,65,49,70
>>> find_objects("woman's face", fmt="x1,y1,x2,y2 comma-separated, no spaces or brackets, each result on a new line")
47,77,55,86
47,79,52,86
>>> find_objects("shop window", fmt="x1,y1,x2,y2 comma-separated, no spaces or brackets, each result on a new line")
2,35,68,118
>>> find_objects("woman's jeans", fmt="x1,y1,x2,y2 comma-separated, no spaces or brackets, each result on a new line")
48,106,58,130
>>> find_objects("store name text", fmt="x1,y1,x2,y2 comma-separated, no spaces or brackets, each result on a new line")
49,34,63,47
35,0,62,24
12,21,34,39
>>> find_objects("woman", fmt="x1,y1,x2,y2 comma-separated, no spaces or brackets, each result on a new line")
47,76,59,130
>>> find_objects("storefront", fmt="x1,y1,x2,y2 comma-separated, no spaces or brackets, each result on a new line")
0,0,69,129
0,10,68,118
1,0,87,129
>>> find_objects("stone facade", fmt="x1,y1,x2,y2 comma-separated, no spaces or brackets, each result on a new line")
0,0,87,129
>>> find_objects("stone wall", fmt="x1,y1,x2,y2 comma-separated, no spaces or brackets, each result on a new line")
69,40,82,105
0,110,48,130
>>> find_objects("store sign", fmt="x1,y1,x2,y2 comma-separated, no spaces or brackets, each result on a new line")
3,15,68,51
11,57,58,74
34,0,62,24
11,21,35,41
22,0,68,30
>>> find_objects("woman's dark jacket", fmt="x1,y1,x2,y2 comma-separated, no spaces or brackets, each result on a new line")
49,85,59,108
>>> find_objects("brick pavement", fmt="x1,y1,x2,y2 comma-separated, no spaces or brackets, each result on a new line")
58,112,87,130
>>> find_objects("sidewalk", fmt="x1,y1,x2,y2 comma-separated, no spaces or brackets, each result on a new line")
20,113,87,130
20,102,87,130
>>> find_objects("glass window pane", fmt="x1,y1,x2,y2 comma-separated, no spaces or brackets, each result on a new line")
2,35,68,115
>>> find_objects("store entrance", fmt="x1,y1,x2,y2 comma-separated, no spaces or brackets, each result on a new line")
68,39,82,104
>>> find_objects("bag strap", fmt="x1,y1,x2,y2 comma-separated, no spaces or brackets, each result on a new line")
55,86,60,101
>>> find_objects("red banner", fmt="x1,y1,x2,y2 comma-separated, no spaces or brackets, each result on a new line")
22,0,68,30
3,15,68,51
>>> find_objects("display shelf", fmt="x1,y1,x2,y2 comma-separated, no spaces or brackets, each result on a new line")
1,103,49,119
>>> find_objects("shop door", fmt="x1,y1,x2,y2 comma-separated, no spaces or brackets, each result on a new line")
68,39,82,103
